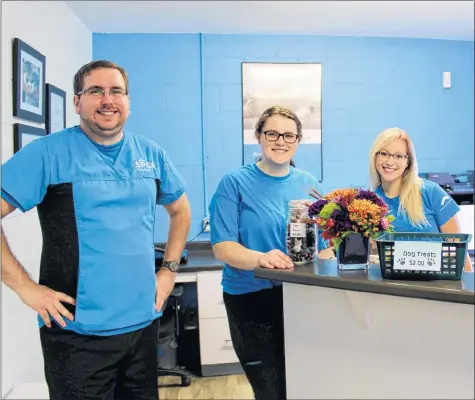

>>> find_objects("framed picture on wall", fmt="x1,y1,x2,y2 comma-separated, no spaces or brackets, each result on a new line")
46,84,66,134
241,62,322,146
12,38,46,123
241,62,323,181
13,123,46,154
241,62,323,180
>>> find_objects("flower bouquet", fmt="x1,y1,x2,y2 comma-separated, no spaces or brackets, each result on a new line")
307,188,395,269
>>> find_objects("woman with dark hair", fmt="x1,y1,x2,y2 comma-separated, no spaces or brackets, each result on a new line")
209,106,331,399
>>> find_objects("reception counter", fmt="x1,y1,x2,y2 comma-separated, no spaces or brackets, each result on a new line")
255,260,475,399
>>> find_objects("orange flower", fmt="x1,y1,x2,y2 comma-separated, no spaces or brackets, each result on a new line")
347,199,381,226
325,188,358,203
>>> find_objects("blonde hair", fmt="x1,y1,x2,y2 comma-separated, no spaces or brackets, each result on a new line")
369,127,428,227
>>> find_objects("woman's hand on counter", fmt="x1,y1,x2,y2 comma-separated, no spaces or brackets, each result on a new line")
318,247,336,260
212,241,293,270
258,249,294,270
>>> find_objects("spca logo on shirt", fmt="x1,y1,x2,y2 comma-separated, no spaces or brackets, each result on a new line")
135,159,155,171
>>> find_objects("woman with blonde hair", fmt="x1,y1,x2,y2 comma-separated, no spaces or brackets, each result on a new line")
369,127,472,271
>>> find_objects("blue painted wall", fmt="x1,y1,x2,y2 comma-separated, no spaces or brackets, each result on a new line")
93,33,474,243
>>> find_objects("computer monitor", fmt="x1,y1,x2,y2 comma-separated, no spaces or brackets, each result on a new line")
426,172,455,185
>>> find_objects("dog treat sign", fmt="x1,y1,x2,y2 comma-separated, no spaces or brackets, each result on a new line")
393,241,442,272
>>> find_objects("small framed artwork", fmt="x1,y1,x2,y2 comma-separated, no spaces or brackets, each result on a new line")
12,38,46,123
46,84,66,134
13,123,46,154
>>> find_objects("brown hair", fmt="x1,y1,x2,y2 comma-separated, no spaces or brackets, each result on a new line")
254,105,302,167
73,60,129,95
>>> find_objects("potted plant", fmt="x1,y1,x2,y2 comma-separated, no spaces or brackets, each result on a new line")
307,188,395,270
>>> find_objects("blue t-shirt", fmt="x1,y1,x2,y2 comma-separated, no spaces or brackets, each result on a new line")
85,131,125,164
209,163,327,295
1,126,186,336
375,179,460,232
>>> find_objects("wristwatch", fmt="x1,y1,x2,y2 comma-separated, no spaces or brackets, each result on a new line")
162,261,180,272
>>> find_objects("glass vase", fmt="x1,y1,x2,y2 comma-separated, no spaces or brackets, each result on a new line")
336,232,370,271
286,200,317,265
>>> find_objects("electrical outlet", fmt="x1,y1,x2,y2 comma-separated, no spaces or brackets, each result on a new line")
203,218,210,232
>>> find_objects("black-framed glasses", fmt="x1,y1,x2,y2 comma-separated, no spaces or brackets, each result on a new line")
377,150,410,162
262,130,300,144
77,87,127,98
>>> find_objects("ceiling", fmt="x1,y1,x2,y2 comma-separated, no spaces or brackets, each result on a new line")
65,1,474,41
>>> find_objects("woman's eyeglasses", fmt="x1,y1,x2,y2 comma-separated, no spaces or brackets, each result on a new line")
262,130,299,144
377,150,409,162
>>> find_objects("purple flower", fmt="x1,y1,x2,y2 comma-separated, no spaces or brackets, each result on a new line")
330,208,341,218
356,189,387,209
308,199,328,217
327,195,349,210
331,208,353,232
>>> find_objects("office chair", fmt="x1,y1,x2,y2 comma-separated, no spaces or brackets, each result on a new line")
157,284,193,388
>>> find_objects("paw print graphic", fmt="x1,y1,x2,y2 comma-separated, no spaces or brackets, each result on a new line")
397,257,406,266
427,258,435,266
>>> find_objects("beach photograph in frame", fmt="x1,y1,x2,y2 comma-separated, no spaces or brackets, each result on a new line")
241,62,323,180
12,38,46,123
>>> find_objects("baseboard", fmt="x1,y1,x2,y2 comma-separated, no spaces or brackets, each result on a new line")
201,362,244,377
4,382,49,399
2,387,13,400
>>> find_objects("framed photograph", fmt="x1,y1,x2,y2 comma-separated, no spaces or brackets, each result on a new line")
13,123,46,154
12,38,46,123
46,84,66,134
242,62,322,146
241,62,323,181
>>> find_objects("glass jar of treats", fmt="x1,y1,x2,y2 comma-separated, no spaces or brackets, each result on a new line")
286,199,317,264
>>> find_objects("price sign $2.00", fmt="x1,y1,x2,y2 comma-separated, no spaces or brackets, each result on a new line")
393,241,442,272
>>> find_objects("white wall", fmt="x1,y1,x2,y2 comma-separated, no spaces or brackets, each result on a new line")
1,1,91,397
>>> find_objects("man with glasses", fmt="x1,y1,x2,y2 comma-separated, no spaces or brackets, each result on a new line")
1,60,191,399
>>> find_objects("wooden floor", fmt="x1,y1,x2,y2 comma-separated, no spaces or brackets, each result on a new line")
159,374,253,399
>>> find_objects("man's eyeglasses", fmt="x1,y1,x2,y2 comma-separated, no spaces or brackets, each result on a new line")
77,88,127,98
377,150,409,162
262,130,300,144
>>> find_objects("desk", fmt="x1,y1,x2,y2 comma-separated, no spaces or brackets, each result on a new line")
255,260,474,399
459,204,474,253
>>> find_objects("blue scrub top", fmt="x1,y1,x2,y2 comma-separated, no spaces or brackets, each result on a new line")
1,126,186,336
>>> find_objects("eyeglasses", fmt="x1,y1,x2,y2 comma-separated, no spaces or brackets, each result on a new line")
77,87,127,98
262,130,300,144
377,150,410,162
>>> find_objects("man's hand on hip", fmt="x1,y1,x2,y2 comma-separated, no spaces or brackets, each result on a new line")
155,268,176,312
18,282,76,328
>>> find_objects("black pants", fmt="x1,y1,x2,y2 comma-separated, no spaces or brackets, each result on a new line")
39,319,159,400
223,285,287,400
